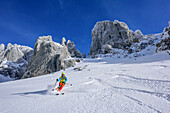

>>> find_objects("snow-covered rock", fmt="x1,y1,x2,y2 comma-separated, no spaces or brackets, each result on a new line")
89,20,170,58
22,36,76,78
89,20,141,57
93,33,161,59
66,39,86,58
61,37,66,45
135,29,143,38
156,22,170,54
0,43,33,79
0,44,5,52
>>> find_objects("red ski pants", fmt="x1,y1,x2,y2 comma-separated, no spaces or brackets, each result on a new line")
57,82,65,91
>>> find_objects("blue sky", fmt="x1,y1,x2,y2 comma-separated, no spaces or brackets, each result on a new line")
0,0,170,54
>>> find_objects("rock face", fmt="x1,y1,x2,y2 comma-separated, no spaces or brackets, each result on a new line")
66,39,86,58
61,37,86,58
22,36,76,78
135,30,143,39
156,22,170,54
0,43,33,78
89,20,170,58
61,37,66,45
89,20,142,56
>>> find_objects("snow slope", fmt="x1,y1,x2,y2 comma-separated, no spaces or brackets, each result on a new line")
0,52,170,113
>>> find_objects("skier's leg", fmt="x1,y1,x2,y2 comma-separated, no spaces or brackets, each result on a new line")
56,82,62,91
58,83,65,91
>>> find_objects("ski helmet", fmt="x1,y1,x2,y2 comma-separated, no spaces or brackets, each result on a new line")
62,72,65,75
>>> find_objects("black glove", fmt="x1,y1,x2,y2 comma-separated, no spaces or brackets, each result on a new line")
62,82,66,84
56,79,58,81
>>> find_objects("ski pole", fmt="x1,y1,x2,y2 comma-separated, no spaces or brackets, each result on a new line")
52,79,58,91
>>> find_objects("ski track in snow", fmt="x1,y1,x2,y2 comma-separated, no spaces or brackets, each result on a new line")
124,95,162,113
0,53,170,113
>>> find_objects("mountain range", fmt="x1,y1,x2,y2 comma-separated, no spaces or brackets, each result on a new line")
0,20,169,82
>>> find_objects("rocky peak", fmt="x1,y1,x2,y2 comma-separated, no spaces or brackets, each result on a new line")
62,37,66,45
0,43,33,62
38,36,52,41
66,39,86,58
156,22,170,53
0,44,5,52
67,40,75,49
0,43,33,79
22,36,76,78
6,43,14,50
135,30,143,38
89,20,142,56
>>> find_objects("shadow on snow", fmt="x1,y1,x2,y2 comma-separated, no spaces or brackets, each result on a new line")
11,90,48,96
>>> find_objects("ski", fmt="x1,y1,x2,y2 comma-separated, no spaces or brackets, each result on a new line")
56,92,64,95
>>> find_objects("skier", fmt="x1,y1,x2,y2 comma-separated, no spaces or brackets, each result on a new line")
56,72,68,92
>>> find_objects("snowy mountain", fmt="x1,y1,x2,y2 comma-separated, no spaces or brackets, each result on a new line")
22,36,76,79
0,43,33,80
89,20,142,56
0,20,169,83
0,51,169,113
89,20,170,58
0,36,85,81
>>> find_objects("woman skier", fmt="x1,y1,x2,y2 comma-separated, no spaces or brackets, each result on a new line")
56,72,68,92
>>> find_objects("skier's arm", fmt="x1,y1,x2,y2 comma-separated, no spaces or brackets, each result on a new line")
58,77,61,82
64,77,68,83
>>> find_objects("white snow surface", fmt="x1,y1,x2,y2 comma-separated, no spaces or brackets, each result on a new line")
0,52,170,113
